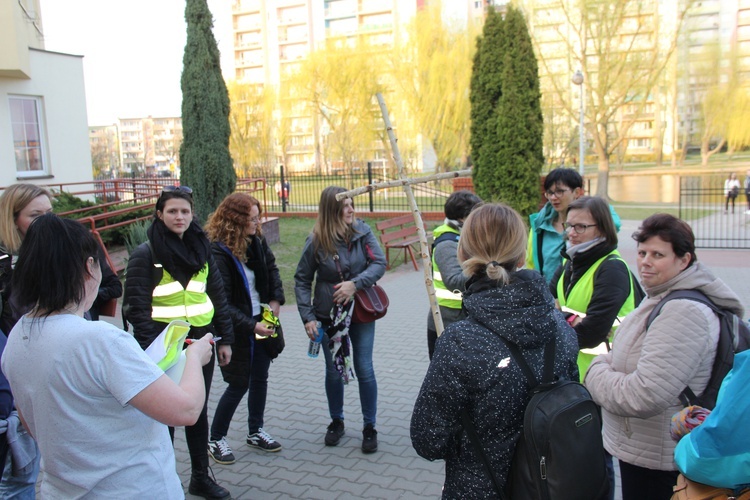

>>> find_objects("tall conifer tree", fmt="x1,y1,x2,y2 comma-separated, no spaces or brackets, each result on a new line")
470,6,543,216
180,0,236,220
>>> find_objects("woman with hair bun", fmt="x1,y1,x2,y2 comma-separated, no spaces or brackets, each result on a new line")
411,203,579,497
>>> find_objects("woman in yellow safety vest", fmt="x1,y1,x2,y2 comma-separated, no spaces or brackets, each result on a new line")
124,186,234,500
550,196,642,500
550,196,642,380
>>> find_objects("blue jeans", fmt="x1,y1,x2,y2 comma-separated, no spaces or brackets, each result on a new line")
210,341,272,439
0,441,40,500
322,321,377,426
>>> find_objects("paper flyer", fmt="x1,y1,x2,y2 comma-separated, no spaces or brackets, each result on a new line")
144,320,191,382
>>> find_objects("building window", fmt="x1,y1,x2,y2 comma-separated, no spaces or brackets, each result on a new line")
9,96,48,176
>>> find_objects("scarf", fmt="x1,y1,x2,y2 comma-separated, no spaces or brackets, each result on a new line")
147,219,211,288
565,236,605,260
327,300,355,384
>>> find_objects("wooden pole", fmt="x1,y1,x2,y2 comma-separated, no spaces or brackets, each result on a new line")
335,169,471,201
374,93,445,336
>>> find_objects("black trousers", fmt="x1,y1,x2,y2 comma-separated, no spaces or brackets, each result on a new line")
619,460,678,500
169,349,215,473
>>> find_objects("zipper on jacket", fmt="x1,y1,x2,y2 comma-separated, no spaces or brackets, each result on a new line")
540,456,547,480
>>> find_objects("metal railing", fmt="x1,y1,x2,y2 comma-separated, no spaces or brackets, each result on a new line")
680,175,750,249
264,164,452,214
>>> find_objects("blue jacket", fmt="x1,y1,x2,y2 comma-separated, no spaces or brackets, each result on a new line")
674,350,750,490
527,202,621,283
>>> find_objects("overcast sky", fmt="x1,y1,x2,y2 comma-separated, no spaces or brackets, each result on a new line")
38,0,233,126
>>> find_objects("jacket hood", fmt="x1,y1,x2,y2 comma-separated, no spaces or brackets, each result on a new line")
646,261,744,317
350,219,371,243
463,269,560,349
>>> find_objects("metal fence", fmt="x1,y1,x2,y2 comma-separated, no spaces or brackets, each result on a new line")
264,164,451,214
680,175,750,249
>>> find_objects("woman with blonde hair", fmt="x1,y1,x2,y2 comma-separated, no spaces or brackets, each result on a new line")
294,186,386,453
0,183,50,499
0,183,53,334
205,193,285,464
411,203,579,498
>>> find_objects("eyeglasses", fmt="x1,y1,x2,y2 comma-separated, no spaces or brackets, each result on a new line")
544,188,571,199
161,185,193,196
563,222,597,234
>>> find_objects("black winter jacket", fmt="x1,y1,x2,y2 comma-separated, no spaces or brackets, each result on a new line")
411,270,579,499
0,248,16,334
213,237,285,386
550,242,642,349
294,219,386,325
124,240,234,349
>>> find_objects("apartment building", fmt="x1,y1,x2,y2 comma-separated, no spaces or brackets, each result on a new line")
89,124,120,177
232,0,423,174
112,116,182,176
0,0,92,188
523,0,750,163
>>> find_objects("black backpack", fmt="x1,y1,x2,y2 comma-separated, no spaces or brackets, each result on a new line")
645,289,750,409
121,240,163,331
462,338,609,500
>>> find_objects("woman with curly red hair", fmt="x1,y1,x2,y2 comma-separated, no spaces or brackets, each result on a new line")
205,193,285,464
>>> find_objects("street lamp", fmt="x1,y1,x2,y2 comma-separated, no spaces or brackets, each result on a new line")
572,70,585,177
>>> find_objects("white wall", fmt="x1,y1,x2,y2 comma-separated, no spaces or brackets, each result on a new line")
0,48,92,189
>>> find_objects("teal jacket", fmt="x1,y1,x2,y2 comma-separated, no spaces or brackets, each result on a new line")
527,202,621,283
674,350,750,490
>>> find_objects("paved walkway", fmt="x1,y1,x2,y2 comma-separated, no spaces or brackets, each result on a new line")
102,220,750,499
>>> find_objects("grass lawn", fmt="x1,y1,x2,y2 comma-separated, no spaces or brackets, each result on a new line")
269,216,440,305
610,202,716,220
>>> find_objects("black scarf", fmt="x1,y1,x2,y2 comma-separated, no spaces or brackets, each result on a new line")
245,236,268,299
147,219,210,288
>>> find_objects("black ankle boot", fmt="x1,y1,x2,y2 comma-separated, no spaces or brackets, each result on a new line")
189,468,231,499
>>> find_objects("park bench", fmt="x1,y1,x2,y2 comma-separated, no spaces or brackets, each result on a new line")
375,214,425,271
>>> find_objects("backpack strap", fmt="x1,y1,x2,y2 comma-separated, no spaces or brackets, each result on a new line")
461,409,509,500
500,336,556,386
645,289,721,406
431,232,460,251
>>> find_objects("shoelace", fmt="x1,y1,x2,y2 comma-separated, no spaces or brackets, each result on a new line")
256,428,275,444
215,438,232,456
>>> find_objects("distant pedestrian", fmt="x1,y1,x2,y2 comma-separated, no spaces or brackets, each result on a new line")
294,186,386,453
724,172,741,214
744,170,750,213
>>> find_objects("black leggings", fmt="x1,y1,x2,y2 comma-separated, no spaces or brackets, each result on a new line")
169,349,215,472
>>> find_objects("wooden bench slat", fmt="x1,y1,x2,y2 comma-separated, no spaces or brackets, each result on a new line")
380,226,419,244
375,214,413,231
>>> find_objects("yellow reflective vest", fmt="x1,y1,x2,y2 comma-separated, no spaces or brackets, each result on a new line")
431,224,462,309
557,250,637,380
151,264,215,327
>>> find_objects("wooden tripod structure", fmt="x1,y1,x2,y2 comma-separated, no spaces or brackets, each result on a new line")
336,93,471,338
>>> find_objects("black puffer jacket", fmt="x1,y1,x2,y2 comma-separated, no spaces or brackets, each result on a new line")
550,242,642,349
213,237,285,386
294,219,386,325
0,248,16,334
411,270,579,499
124,238,234,349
